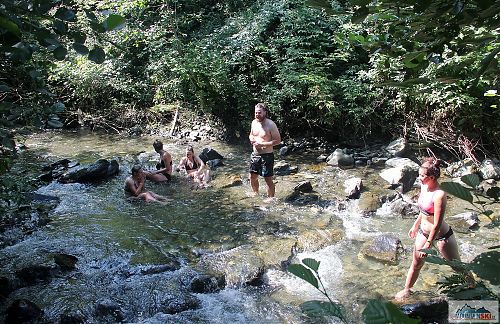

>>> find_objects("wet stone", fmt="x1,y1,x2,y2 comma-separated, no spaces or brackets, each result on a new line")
190,274,226,293
399,297,448,323
59,309,86,324
15,265,54,286
95,298,125,322
161,294,201,314
5,299,43,324
361,234,403,265
54,253,78,270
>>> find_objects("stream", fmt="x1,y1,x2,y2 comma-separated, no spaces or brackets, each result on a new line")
1,130,498,323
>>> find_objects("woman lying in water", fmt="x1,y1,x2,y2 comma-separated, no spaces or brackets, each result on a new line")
124,165,170,203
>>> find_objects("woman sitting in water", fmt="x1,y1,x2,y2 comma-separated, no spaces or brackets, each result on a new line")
396,157,474,300
177,146,210,188
124,165,169,202
146,139,173,183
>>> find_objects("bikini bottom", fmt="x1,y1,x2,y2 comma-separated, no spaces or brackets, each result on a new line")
418,227,454,241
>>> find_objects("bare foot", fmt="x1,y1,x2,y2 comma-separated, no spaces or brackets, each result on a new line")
263,197,277,204
246,191,258,198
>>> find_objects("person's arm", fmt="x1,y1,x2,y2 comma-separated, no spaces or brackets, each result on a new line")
195,156,205,173
126,178,143,196
177,157,186,172
424,191,446,248
408,214,422,238
249,120,257,144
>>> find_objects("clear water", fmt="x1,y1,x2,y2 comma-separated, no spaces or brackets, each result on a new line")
1,130,498,323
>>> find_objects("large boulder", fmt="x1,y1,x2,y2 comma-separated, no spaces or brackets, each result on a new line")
380,165,418,193
447,212,480,232
199,147,224,163
344,177,363,199
399,297,448,323
385,138,409,157
197,245,265,287
5,299,43,324
327,149,354,167
361,234,403,265
478,159,500,180
385,158,419,170
59,159,119,183
357,193,381,216
445,158,476,178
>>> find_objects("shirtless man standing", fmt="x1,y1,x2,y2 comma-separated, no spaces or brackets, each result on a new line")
248,103,281,200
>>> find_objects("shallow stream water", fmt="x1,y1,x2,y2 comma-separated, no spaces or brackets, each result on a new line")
1,130,498,323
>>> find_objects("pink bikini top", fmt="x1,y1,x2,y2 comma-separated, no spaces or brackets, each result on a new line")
418,190,435,216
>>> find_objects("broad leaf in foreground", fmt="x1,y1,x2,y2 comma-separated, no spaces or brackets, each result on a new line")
363,299,419,324
288,264,318,288
441,182,473,203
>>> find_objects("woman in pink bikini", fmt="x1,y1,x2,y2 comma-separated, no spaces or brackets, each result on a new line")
396,157,469,299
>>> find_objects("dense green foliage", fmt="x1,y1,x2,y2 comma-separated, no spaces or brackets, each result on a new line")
1,0,499,164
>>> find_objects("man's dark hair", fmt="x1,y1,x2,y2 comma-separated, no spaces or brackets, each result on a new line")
153,139,163,151
131,165,142,175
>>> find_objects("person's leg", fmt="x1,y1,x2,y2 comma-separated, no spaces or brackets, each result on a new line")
146,173,168,183
396,232,427,299
264,176,275,198
250,173,259,194
436,234,475,287
138,192,157,202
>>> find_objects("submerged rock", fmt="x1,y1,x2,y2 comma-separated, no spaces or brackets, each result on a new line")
95,298,125,322
59,310,86,324
161,294,201,314
5,299,43,324
399,297,448,323
59,158,120,183
198,245,265,287
54,253,78,270
15,265,54,286
189,275,226,293
361,234,403,265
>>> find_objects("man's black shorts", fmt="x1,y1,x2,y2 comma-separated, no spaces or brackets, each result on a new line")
249,152,274,177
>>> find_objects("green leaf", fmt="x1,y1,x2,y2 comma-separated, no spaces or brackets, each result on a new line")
71,31,87,44
55,7,76,22
441,182,474,203
0,16,21,36
363,299,419,324
300,300,346,320
288,264,319,288
8,45,32,63
470,251,500,285
302,258,320,272
53,46,67,60
73,43,89,55
460,174,480,188
88,47,105,64
486,187,500,199
53,19,67,34
103,14,125,31
352,6,370,23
